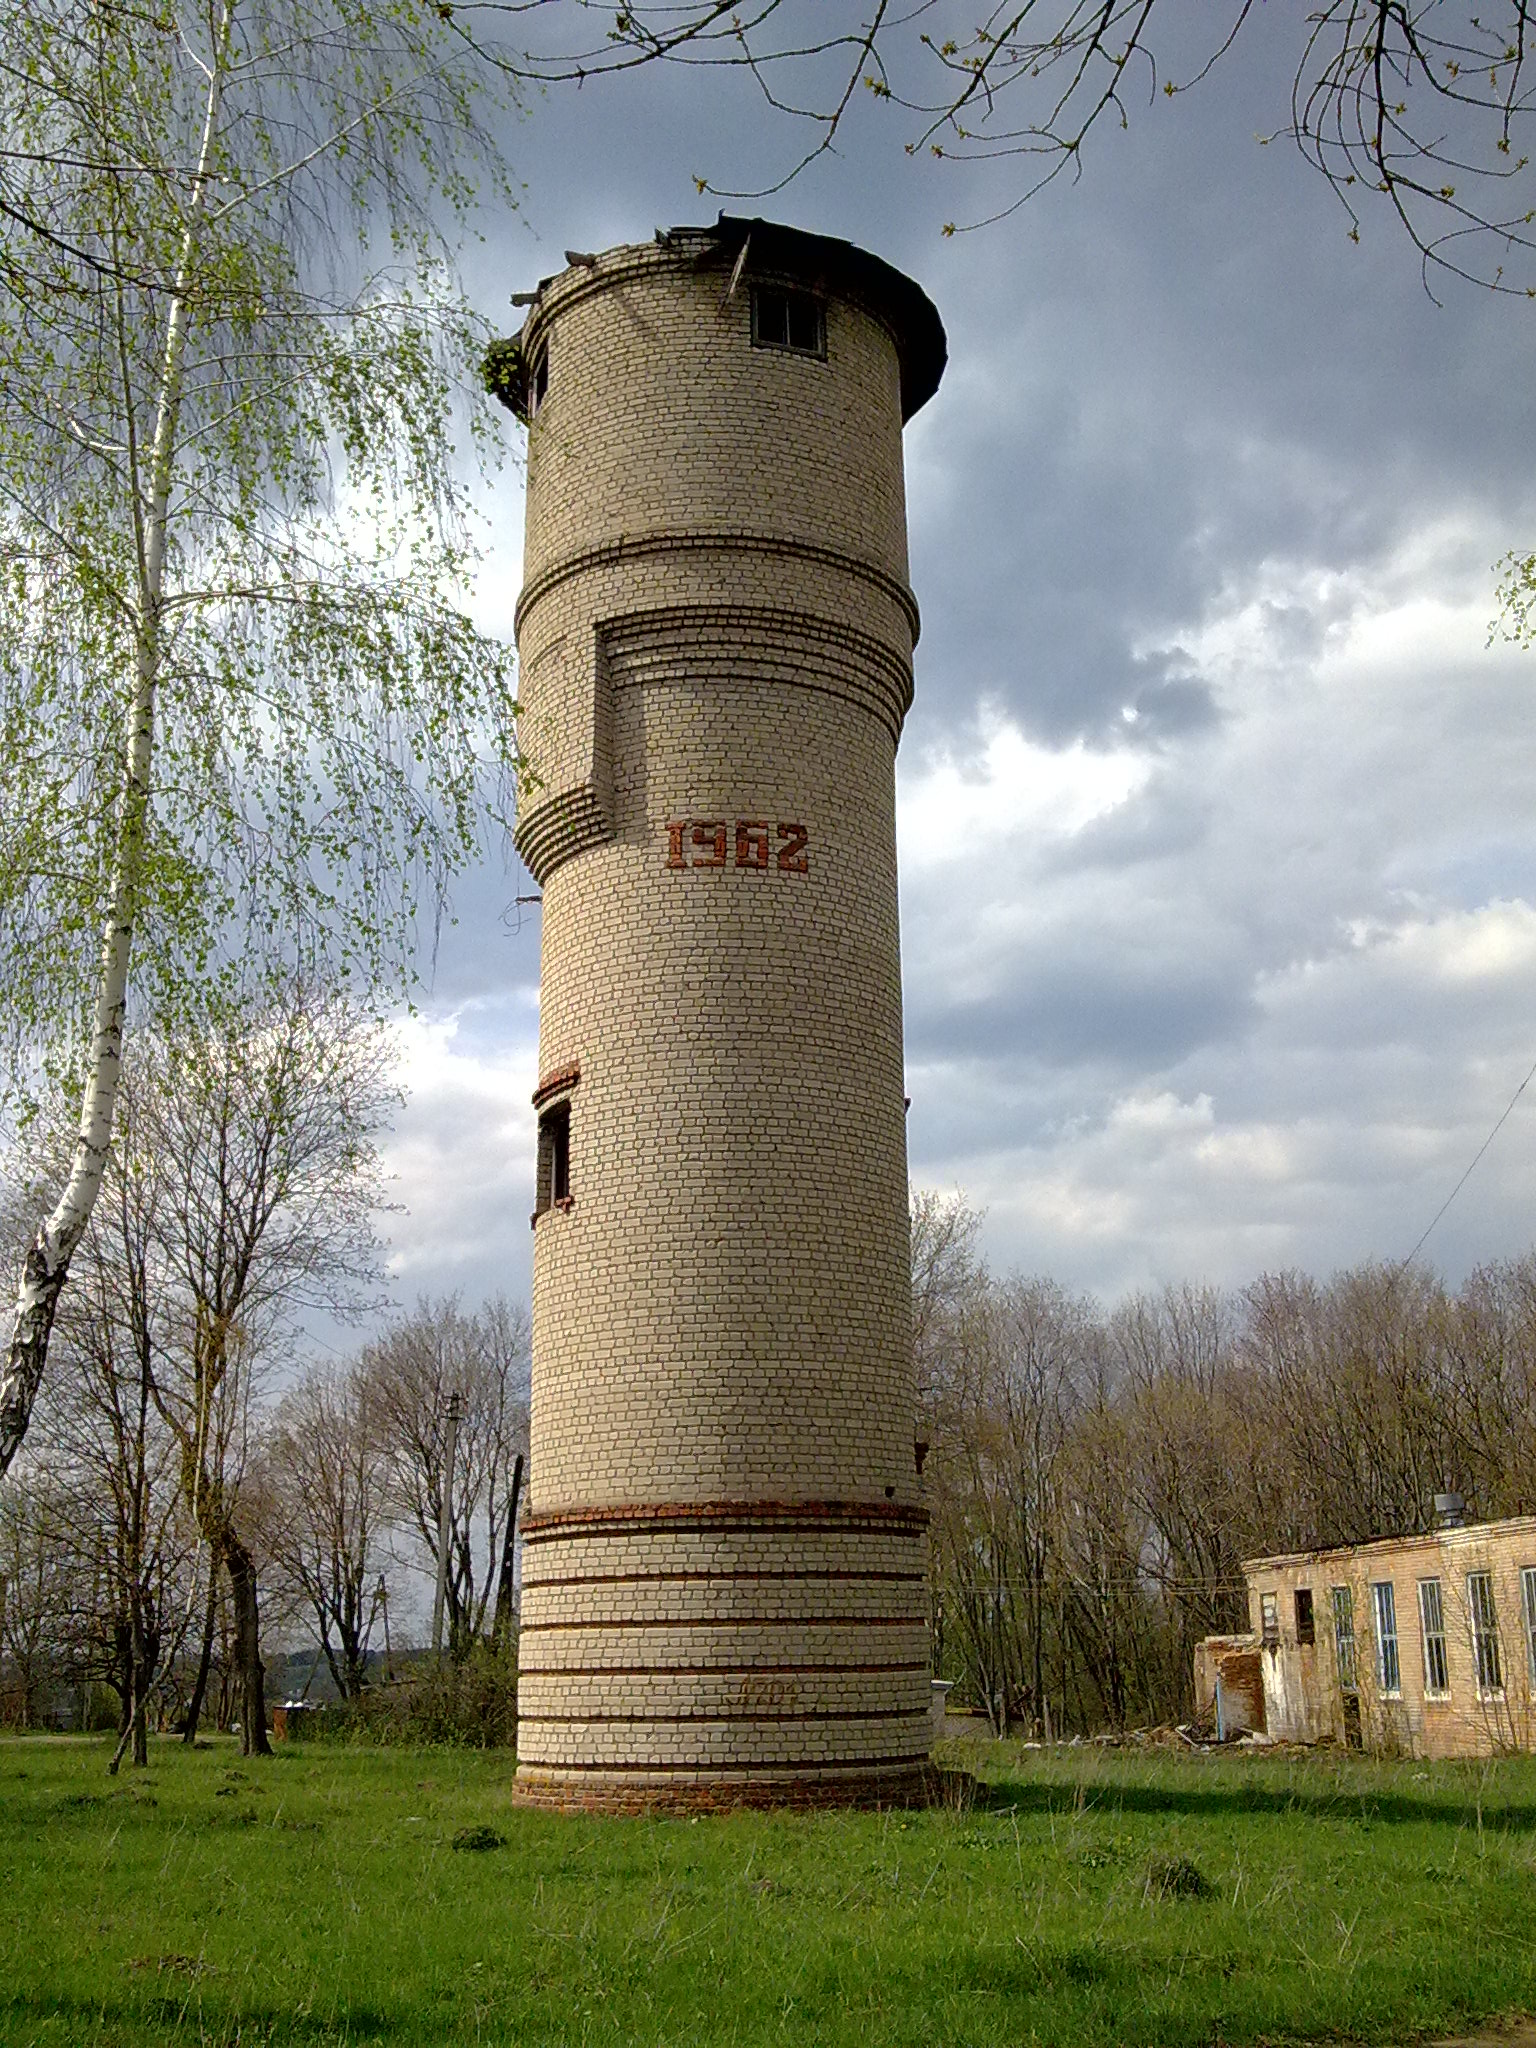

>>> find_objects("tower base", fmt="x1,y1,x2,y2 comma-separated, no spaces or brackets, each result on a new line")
510,1759,976,1816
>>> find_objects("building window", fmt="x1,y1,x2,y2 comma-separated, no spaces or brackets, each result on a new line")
1260,1591,1279,1647
1468,1570,1504,1695
1418,1577,1450,1696
1332,1585,1357,1689
1372,1581,1400,1695
1523,1566,1536,1688
528,343,549,416
751,285,825,358
1295,1587,1315,1646
535,1099,571,1216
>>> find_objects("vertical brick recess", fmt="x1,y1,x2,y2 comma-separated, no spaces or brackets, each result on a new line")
508,220,947,1812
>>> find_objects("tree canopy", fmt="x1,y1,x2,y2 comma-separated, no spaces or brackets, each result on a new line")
0,0,525,1471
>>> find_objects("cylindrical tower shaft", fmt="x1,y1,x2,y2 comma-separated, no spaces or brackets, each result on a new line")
502,218,946,1811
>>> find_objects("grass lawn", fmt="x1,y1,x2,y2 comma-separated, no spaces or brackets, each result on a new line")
3,1732,1536,2046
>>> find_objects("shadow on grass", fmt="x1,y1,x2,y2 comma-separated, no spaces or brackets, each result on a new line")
969,1773,1536,1832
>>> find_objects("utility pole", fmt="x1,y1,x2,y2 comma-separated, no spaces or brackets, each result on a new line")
431,1393,462,1662
377,1574,392,1681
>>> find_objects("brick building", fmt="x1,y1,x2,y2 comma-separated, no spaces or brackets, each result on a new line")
492,219,947,1811
1197,1508,1536,1757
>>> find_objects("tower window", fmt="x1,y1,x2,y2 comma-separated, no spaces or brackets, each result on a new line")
529,343,549,415
536,1099,570,1215
751,286,825,358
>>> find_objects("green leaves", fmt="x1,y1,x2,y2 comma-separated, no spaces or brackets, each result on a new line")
1492,548,1536,647
0,0,525,1097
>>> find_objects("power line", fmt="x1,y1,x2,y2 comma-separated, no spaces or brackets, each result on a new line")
1394,1049,1536,1276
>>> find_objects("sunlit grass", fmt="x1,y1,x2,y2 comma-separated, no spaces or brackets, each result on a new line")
2,1731,1535,2044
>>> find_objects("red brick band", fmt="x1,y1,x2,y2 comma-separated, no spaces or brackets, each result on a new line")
517,1705,928,1726
509,1762,948,1816
532,1061,581,1108
518,1613,927,1632
521,1568,925,1591
522,1498,928,1542
519,1660,927,1678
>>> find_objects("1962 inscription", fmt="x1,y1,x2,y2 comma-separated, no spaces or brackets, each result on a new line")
665,819,809,874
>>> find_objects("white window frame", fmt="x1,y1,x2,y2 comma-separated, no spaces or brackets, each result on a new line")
1418,1577,1450,1697
1523,1566,1536,1690
1372,1580,1401,1696
1467,1570,1504,1697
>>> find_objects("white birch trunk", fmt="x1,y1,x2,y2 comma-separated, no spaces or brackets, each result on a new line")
0,3,235,1479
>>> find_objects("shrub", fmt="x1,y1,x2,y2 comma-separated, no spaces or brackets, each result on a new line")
319,1644,519,1749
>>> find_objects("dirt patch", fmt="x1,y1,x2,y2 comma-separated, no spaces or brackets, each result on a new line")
1432,2027,1536,2048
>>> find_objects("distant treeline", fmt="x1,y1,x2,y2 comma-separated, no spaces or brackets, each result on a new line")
915,1192,1536,1736
0,997,528,1757
7,1157,1534,1751
0,1294,528,1746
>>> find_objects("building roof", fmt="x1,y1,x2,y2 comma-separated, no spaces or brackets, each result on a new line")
1243,1511,1536,1577
487,214,947,425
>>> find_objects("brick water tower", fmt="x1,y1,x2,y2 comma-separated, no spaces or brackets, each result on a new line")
495,217,946,1810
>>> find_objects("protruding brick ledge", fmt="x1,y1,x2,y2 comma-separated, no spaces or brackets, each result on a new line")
514,530,922,646
520,1498,929,1545
531,1061,581,1109
510,1759,970,1816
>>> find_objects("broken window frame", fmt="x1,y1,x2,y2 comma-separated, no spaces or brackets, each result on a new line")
1523,1566,1536,1689
750,283,826,360
1418,1576,1450,1697
1467,1570,1504,1696
1332,1584,1357,1690
528,342,549,416
1259,1591,1279,1647
1294,1587,1316,1646
535,1097,572,1218
1371,1580,1401,1696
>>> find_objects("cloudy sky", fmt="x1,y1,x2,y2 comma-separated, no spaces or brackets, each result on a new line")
373,6,1536,1319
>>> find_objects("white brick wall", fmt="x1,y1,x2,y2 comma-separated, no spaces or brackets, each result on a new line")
511,233,939,1808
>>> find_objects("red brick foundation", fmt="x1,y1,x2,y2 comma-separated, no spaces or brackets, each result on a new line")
510,1761,974,1816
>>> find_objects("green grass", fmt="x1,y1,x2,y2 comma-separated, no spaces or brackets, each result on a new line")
3,1732,1536,2046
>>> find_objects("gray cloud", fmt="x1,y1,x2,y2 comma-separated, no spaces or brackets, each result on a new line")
366,15,1536,1314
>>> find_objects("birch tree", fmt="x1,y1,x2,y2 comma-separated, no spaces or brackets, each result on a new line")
0,0,520,1475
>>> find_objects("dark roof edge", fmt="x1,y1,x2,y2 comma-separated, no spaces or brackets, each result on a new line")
700,215,947,422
